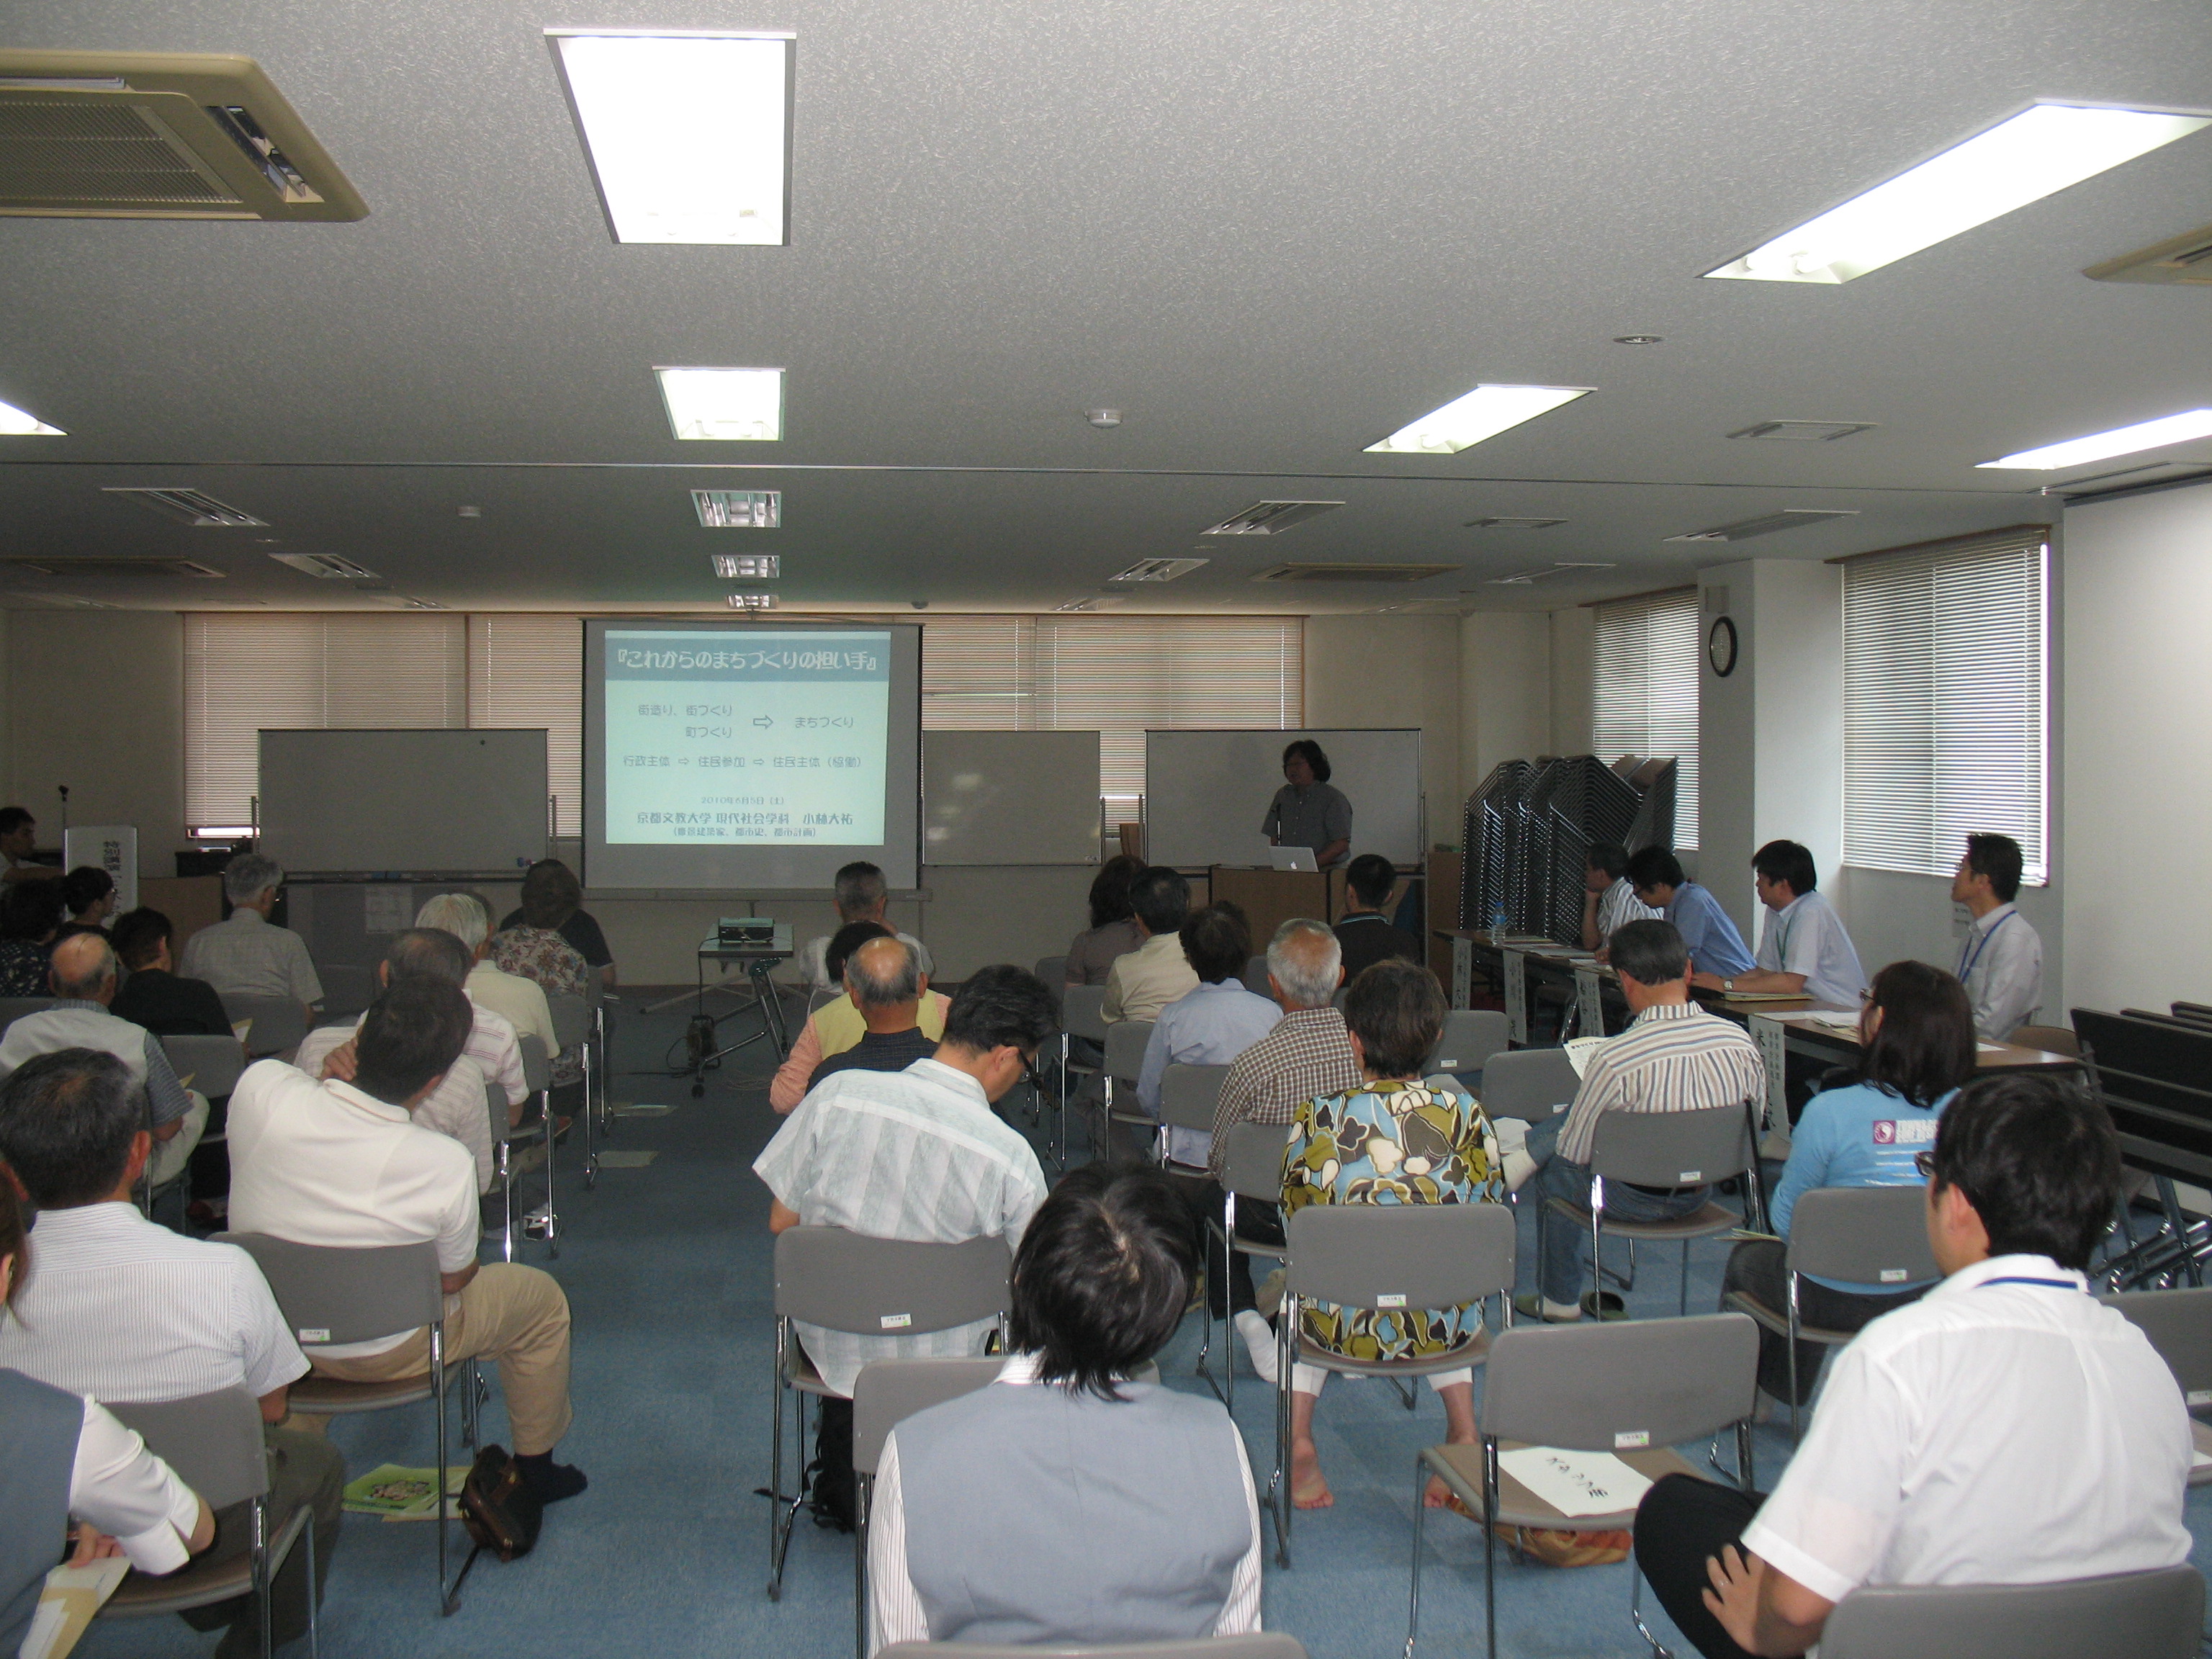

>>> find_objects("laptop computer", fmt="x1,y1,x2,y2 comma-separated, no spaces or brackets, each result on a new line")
1269,846,1318,872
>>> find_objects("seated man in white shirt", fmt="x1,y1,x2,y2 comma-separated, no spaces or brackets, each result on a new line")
0,1048,339,1657
176,853,323,1025
1951,832,2044,1040
1581,842,1661,955
1691,840,1866,1007
229,977,588,1506
796,860,935,993
1635,1071,2191,1659
1102,868,1201,1026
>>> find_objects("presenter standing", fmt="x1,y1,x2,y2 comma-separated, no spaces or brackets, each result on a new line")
1262,740,1352,869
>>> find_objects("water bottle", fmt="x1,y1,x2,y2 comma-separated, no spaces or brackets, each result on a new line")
1490,898,1510,942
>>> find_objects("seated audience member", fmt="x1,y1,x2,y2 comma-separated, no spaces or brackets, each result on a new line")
1282,958,1501,1511
0,806,61,884
1583,842,1661,954
1136,905,1279,1168
229,978,588,1504
795,860,934,993
57,866,116,938
868,1163,1260,1653
1202,919,1362,1382
179,855,323,1021
1692,841,1865,1006
1334,853,1421,978
498,858,618,989
809,936,940,1091
1639,1072,2191,1659
1064,853,1149,986
1952,832,2043,1040
109,909,233,1036
422,892,555,1061
0,1180,215,1659
1519,920,1766,1322
295,930,508,1193
0,1050,339,1655
772,922,953,1113
0,877,65,996
753,965,1054,1526
1102,868,1200,1025
0,934,206,1190
1725,961,1975,1405
1624,847,1755,984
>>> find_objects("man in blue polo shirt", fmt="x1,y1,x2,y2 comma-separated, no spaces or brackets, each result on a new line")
1624,848,1754,983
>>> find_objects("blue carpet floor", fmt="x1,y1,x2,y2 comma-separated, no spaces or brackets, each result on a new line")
77,993,2212,1658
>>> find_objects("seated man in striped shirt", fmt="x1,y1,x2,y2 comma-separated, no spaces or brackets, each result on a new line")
1514,920,1766,1321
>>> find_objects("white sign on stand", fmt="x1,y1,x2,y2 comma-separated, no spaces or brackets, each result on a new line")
62,826,136,912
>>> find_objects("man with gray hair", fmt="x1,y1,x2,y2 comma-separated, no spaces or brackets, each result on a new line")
179,853,323,1022
0,933,207,1189
417,893,557,1063
1197,917,1362,1382
804,935,938,1094
796,860,934,992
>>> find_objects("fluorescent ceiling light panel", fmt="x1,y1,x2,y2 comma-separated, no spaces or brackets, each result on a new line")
657,367,783,441
1365,385,1591,455
1665,509,1858,543
1107,557,1207,583
1487,562,1616,585
711,553,781,579
102,487,266,526
693,488,781,527
727,591,777,609
1201,501,1341,535
1465,516,1566,529
269,552,379,580
549,31,793,246
1707,102,2212,284
0,397,62,436
1978,408,2212,470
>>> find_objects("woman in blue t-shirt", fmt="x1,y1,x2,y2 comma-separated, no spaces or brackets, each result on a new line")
1725,958,1978,1403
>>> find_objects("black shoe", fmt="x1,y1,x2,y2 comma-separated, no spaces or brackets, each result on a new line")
516,1457,588,1504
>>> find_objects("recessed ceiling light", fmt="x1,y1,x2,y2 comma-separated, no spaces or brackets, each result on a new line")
269,552,379,580
379,595,446,610
1611,335,1663,346
0,397,63,436
1202,501,1342,535
102,486,266,526
693,488,781,527
1706,102,2212,284
657,367,783,441
1727,421,1879,442
1107,557,1207,583
548,30,793,246
1978,408,2212,470
1364,385,1591,455
1487,562,1617,585
1465,516,1566,529
711,554,781,579
1251,562,1460,583
727,591,777,609
458,505,482,518
1665,509,1858,543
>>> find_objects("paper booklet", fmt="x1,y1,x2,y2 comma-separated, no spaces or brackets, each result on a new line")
1496,1446,1656,1518
23,1557,130,1659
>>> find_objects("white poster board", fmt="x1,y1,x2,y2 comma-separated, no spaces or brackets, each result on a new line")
923,730,1100,865
63,825,137,910
258,729,549,875
1143,729,1424,868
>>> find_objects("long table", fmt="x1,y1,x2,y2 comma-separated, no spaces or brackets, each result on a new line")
1740,1005,2080,1135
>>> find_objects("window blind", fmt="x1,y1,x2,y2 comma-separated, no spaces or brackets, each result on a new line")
919,615,1038,729
1843,531,2048,884
468,615,584,836
1591,588,1700,849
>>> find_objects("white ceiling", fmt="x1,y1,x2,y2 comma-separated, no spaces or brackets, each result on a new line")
1,0,2209,615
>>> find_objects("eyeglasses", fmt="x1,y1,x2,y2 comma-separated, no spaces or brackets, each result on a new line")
1913,1151,1936,1178
1859,986,1876,1004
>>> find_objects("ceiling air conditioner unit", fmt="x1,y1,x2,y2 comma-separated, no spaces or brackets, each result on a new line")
0,50,366,220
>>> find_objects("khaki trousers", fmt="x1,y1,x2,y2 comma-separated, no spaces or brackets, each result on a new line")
310,1262,574,1454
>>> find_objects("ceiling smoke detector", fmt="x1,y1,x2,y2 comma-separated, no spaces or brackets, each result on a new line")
269,552,379,580
102,486,266,526
1487,562,1617,585
1201,500,1343,536
711,553,780,580
1251,562,1459,583
1727,421,1879,442
1665,509,1859,543
693,488,781,528
1465,516,1566,530
1084,409,1123,428
1107,557,1207,583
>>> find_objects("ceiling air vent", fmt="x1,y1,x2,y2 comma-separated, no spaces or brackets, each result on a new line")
1465,516,1566,529
693,489,781,527
1665,509,1858,544
102,486,265,526
1251,562,1458,583
1107,557,1207,583
3,556,224,579
1727,421,1878,442
2085,222,2212,287
270,552,379,580
1201,501,1343,536
1487,562,1617,585
0,51,364,221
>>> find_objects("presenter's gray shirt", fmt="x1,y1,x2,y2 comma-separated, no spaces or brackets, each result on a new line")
1261,782,1351,855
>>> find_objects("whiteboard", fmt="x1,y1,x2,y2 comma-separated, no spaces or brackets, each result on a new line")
258,729,550,875
924,730,1100,866
1145,729,1424,867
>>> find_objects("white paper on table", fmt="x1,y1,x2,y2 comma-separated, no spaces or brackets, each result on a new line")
1496,1446,1655,1518
1563,1036,1609,1078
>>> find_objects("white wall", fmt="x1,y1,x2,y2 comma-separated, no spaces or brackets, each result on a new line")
1304,613,1461,847
1458,612,1551,793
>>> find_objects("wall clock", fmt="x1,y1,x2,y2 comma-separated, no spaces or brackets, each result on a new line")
1708,615,1738,677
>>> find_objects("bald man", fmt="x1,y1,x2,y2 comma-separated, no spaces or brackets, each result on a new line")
804,936,938,1094
0,932,208,1188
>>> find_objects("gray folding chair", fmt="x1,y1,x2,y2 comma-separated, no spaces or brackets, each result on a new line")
161,1033,246,1100
1243,954,1272,997
768,1227,1013,1601
1101,1019,1155,1163
1202,1118,1292,1412
0,993,53,1033
99,1385,318,1659
1274,1202,1517,1567
2101,1285,2212,1481
1817,1564,2206,1659
221,993,309,1060
1475,1047,1580,1124
546,991,595,1189
485,1079,529,1263
1058,984,1110,1167
516,1031,558,1255
879,1637,1309,1659
1424,1010,1511,1083
1406,1312,1760,1659
851,1357,1005,1659
1033,956,1069,1019
2008,1022,2080,1057
1541,1102,1757,1317
212,1234,476,1614
1725,1184,1938,1437
585,963,616,1140
1159,1063,1229,1174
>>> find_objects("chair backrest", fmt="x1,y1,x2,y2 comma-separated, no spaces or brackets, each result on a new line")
516,1031,552,1093
2100,1286,2212,1399
2008,1022,2080,1057
1104,1020,1152,1083
1817,1565,2206,1659
1478,1046,1581,1121
1426,1010,1511,1074
1061,984,1110,1044
851,1355,1005,1475
0,994,53,1033
1243,954,1272,997
1480,1313,1758,1447
1329,986,1349,1010
545,991,592,1051
159,1033,245,1099
220,993,307,1057
1220,1118,1289,1202
1159,1064,1229,1134
213,1233,444,1348
1285,1202,1515,1311
484,1079,511,1147
106,1387,269,1511
878,1637,1310,1659
585,963,610,1005
773,1226,1011,1336
1788,1184,1940,1287
1588,1102,1752,1189
1033,957,1069,1020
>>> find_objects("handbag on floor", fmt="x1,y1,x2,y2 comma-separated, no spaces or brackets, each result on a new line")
459,1444,544,1563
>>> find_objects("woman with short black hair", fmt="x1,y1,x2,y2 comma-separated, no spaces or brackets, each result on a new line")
1262,739,1352,869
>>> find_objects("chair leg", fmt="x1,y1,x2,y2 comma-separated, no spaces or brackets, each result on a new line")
433,1323,457,1616
581,1040,598,1190
252,1496,271,1659
1629,1560,1673,1658
1273,1296,1295,1568
302,1499,320,1659
1405,1453,1427,1659
1735,1420,1755,1493
541,1084,559,1259
1483,1440,1499,1659
1392,1375,1417,1412
1786,1276,1802,1446
854,1473,871,1659
498,1141,515,1264
769,1326,788,1600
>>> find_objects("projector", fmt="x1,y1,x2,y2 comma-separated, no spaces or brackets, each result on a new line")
719,917,775,947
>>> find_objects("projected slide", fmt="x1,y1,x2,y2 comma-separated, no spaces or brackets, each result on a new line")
604,629,890,845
